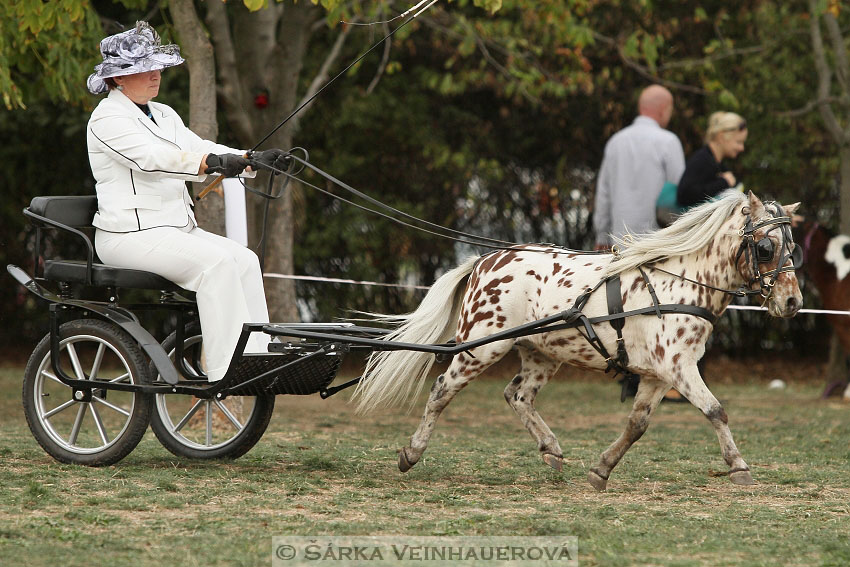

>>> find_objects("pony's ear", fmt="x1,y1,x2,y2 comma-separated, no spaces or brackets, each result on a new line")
747,191,766,218
783,202,801,216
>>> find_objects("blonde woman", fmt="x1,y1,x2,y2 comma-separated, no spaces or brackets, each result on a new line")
677,111,748,208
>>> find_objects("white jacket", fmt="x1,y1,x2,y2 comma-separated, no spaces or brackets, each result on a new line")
87,89,251,232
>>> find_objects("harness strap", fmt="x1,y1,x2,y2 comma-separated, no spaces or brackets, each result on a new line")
638,267,662,319
588,303,718,326
605,276,630,371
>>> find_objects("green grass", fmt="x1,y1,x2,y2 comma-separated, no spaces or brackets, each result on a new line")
1,364,849,566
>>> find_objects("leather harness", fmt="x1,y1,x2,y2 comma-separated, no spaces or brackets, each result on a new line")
566,271,718,401
565,205,798,401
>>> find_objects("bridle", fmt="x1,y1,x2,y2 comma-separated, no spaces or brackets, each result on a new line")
734,202,802,300
648,202,802,301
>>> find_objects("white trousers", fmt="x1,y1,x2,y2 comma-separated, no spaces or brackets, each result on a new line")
95,224,270,381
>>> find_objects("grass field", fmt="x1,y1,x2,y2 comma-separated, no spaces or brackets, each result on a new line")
1,357,849,567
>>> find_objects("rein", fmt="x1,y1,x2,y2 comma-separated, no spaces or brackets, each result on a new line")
258,153,608,256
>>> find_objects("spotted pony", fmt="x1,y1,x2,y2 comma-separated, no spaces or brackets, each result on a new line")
355,191,802,490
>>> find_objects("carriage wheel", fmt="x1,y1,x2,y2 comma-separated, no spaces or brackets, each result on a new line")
22,319,153,466
149,324,275,460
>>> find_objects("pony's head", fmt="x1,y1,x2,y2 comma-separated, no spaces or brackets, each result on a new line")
606,190,802,318
733,192,803,318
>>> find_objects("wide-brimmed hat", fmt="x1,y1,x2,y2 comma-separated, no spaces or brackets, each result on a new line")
87,21,184,94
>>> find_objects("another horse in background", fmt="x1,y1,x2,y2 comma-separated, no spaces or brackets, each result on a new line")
356,191,802,490
796,220,850,399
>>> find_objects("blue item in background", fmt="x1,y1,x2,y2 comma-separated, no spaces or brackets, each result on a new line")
656,181,684,228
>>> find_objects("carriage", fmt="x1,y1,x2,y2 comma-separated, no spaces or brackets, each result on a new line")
7,162,804,490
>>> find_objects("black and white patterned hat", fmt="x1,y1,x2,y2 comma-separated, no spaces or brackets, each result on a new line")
87,21,184,94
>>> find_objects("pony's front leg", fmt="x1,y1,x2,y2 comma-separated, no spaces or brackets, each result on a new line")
588,377,668,491
678,367,755,486
398,350,499,472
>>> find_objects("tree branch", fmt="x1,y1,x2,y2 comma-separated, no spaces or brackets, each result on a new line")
287,19,355,133
776,95,847,118
205,0,254,144
824,10,850,100
366,17,392,95
464,19,540,104
592,32,708,95
420,13,558,84
656,44,768,70
808,0,846,145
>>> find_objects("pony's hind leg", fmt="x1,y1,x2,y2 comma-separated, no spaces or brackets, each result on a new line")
398,347,507,472
677,366,755,486
504,348,564,471
588,377,669,491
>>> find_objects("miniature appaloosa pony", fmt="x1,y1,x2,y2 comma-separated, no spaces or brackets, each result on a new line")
796,220,850,399
356,191,802,490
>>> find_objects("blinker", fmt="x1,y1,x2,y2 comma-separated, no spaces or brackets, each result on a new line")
755,238,774,263
754,237,803,269
791,244,803,269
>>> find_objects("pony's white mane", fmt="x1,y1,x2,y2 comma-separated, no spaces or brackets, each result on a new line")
605,189,747,277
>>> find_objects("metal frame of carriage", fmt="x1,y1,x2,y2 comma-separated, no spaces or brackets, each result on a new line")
8,152,801,467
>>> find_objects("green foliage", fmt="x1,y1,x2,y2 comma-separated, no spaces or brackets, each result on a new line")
0,1,106,109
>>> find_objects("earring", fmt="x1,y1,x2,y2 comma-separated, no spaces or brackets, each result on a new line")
117,84,124,91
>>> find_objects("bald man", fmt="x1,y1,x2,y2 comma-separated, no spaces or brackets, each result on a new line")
593,85,685,248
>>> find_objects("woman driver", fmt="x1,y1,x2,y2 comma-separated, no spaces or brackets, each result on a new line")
86,22,289,381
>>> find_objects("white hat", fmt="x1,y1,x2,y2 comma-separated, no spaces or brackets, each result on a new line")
87,21,184,95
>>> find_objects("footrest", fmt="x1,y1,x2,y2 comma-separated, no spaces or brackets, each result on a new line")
224,352,343,396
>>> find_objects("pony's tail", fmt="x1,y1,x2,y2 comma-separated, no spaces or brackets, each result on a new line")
353,256,479,413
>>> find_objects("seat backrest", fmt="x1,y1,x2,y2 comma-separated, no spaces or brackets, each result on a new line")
29,195,98,227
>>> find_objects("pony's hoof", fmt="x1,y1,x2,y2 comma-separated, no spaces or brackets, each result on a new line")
587,470,608,491
729,470,756,486
542,453,563,472
398,448,417,472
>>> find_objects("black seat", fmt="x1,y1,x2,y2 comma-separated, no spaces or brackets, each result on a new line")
26,195,182,292
43,260,182,291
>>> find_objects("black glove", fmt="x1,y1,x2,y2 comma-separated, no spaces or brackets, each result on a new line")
250,149,291,174
204,153,250,177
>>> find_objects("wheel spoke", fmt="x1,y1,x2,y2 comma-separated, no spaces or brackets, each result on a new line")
92,395,131,417
214,399,244,430
41,370,64,386
173,398,204,432
109,372,131,384
89,403,110,445
205,401,213,446
68,403,88,445
43,398,77,419
66,343,87,380
89,343,106,380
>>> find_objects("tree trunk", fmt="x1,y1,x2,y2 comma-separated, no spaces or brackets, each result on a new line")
169,0,226,235
251,2,319,323
171,0,340,323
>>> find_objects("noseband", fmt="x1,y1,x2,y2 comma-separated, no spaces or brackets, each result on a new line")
735,203,802,300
